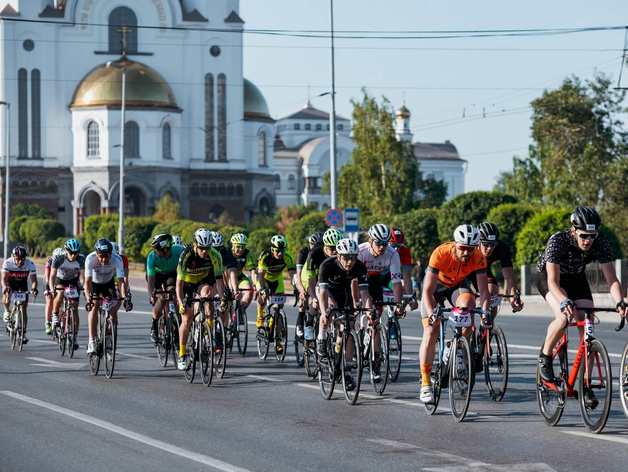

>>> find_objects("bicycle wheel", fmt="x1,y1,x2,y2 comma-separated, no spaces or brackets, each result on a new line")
342,330,363,405
9,307,16,350
425,334,443,415
184,326,196,383
58,311,66,356
213,317,227,379
294,324,305,367
257,313,270,360
449,336,473,422
484,325,509,402
369,324,389,395
578,339,612,434
536,346,566,427
388,317,402,382
318,338,335,400
275,310,288,363
157,313,168,367
16,306,24,351
104,318,116,379
199,320,214,387
67,306,75,359
620,341,628,421
89,317,101,376
236,305,248,357
171,312,181,369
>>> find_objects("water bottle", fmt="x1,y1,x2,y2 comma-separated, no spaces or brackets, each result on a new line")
168,301,175,314
268,316,273,330
442,341,451,366
389,322,397,339
194,324,199,344
364,330,371,353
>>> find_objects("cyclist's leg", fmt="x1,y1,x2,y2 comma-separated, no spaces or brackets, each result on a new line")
103,280,119,324
367,276,384,351
419,285,449,388
454,283,476,340
179,283,196,357
88,283,103,345
255,279,265,327
197,277,215,324
52,278,65,322
274,278,285,333
238,275,253,309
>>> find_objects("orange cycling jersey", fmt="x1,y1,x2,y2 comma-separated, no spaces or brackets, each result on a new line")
427,242,487,288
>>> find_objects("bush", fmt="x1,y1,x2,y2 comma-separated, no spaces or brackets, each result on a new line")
486,203,540,259
248,229,276,260
284,212,326,252
393,208,440,264
125,217,158,262
515,209,622,268
11,203,52,219
21,219,65,256
152,194,182,222
9,215,31,243
46,237,68,256
216,226,247,244
83,214,119,250
437,191,517,242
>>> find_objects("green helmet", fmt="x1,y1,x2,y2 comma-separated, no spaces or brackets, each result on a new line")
323,228,343,247
231,233,249,245
270,235,288,250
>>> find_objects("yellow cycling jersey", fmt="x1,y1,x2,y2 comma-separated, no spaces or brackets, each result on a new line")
177,245,224,284
258,249,296,282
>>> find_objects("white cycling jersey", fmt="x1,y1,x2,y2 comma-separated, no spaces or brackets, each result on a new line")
51,253,86,281
85,252,124,284
357,242,402,283
2,257,37,282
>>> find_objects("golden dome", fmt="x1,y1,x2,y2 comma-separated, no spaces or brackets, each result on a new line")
71,58,179,110
244,78,271,119
396,104,411,119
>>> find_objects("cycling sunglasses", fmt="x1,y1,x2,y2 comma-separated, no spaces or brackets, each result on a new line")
576,231,598,240
196,246,211,251
457,244,476,252
340,254,357,261
273,248,286,254
374,241,388,247
67,251,80,256
480,241,497,247
233,244,246,250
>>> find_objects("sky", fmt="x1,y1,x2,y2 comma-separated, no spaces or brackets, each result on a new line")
240,0,628,194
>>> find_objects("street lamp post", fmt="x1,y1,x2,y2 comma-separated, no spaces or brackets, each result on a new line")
329,0,338,209
0,102,10,258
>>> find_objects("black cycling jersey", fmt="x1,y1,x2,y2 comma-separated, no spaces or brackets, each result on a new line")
305,243,328,275
468,239,513,288
318,257,368,293
217,246,236,270
537,229,614,275
296,246,310,268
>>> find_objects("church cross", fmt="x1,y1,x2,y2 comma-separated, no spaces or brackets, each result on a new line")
118,26,132,58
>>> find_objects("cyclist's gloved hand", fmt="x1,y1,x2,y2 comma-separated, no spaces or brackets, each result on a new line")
616,300,628,318
395,304,406,319
123,299,133,312
3,288,11,295
560,298,575,315
429,306,440,326
31,288,39,298
85,302,94,312
481,312,493,328
44,283,51,295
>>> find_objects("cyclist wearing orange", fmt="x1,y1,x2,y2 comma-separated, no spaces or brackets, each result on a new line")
419,225,491,404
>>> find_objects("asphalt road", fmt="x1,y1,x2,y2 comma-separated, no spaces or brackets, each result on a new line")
2,279,628,472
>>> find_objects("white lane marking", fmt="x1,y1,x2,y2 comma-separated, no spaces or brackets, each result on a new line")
117,351,155,360
509,343,621,358
31,339,58,345
562,430,628,444
26,357,85,370
367,438,487,467
423,463,557,471
0,390,253,472
246,374,284,382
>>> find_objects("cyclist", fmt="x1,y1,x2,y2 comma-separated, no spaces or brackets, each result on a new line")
467,222,524,316
305,229,342,339
230,233,256,311
211,232,240,330
147,233,184,344
256,235,298,352
384,228,419,310
2,246,38,343
419,225,491,404
84,239,130,355
172,235,183,247
537,206,627,389
44,247,64,335
296,232,323,339
176,228,226,371
112,242,130,287
318,238,372,389
50,239,85,351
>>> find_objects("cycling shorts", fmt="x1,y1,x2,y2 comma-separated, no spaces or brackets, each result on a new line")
182,274,216,307
92,279,117,301
54,277,81,299
7,279,28,293
536,270,592,302
155,271,177,291
367,275,384,303
256,278,284,295
421,279,473,319
237,273,252,289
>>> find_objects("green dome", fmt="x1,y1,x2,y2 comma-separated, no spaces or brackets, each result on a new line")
71,58,179,110
244,78,270,119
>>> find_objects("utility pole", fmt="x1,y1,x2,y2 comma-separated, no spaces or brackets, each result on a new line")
329,0,338,209
0,102,10,257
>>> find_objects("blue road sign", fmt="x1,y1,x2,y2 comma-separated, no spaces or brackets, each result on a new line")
325,208,343,227
344,208,359,232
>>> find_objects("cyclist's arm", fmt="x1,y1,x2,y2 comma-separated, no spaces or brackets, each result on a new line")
390,251,403,303
215,275,226,299
146,252,156,297
288,268,297,292
401,267,413,296
44,267,51,286
85,276,93,297
601,261,625,305
115,259,127,299
147,275,156,299
296,267,307,294
257,269,267,290
318,285,331,316
475,271,491,313
227,267,238,293
49,267,58,286
422,269,439,316
502,266,518,296
546,262,568,303
1,270,7,292
176,278,185,308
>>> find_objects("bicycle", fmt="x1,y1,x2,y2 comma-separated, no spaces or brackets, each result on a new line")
211,297,229,379
617,316,628,420
55,285,82,359
5,290,35,351
151,289,180,369
382,291,412,382
425,305,489,422
87,294,121,379
303,309,321,380
225,288,253,357
182,295,215,387
256,292,295,363
358,302,394,395
294,293,309,368
536,306,615,434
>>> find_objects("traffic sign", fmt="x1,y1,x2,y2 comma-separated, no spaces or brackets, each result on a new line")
344,208,359,232
325,208,343,227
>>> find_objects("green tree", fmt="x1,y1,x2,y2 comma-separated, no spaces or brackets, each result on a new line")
152,194,182,222
335,92,446,217
486,203,540,257
436,191,517,243
21,219,65,256
285,212,327,253
10,203,53,219
124,217,159,262
83,214,119,250
395,208,441,264
248,229,276,260
495,156,544,204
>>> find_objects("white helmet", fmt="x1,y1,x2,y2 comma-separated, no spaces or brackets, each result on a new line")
112,242,120,254
368,224,392,242
52,247,65,257
336,238,359,255
211,231,224,248
194,228,212,247
453,224,480,247
172,235,182,246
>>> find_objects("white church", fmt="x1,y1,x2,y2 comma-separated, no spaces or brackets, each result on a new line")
0,0,466,237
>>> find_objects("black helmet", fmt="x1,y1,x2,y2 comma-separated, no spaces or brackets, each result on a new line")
12,246,27,259
94,238,113,256
308,232,323,246
570,206,601,231
477,222,500,242
151,233,173,250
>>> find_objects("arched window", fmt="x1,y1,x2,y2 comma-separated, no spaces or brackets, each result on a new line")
124,121,140,158
109,7,138,54
236,184,244,197
191,182,200,197
18,68,27,158
31,69,41,158
209,183,217,197
288,175,296,190
162,123,171,159
204,74,214,161
217,73,227,160
87,121,100,157
258,131,267,167
227,184,234,196
201,182,208,196
274,174,281,190
218,183,226,196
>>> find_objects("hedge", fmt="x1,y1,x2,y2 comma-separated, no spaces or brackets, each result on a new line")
20,219,65,256
486,203,540,260
284,212,327,253
248,229,276,260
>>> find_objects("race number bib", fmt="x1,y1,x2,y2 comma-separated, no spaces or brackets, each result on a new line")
490,295,504,308
270,294,287,305
448,310,471,327
10,292,26,303
383,291,395,303
102,299,114,311
64,287,79,298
